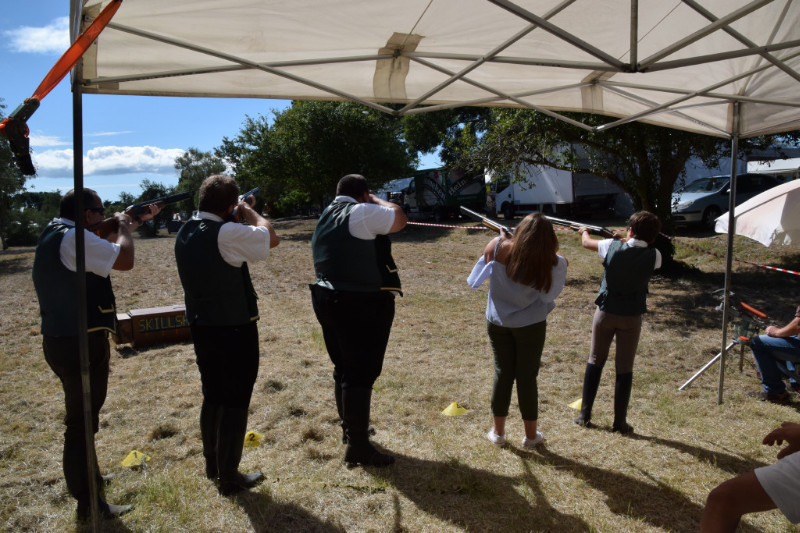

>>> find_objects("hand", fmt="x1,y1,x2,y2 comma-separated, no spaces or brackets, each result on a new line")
500,227,512,239
577,227,588,235
136,203,161,222
765,325,779,337
763,422,800,459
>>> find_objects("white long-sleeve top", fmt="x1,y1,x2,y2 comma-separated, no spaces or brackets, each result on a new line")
468,254,567,328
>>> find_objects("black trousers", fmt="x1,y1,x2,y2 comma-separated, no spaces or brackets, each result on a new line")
310,285,395,390
191,322,260,409
43,331,110,505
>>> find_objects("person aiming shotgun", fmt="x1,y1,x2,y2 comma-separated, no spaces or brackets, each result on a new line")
174,175,279,495
573,211,662,434
32,188,160,521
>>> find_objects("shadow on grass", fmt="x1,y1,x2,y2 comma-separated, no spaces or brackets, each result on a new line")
370,450,590,532
0,253,35,275
75,513,136,533
527,446,763,533
626,433,769,474
232,489,345,532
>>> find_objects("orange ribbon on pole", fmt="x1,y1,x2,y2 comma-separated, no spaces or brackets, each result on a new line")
1,0,123,175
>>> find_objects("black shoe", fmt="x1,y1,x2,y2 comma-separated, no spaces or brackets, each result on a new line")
748,390,791,404
611,421,634,434
218,471,265,496
344,442,395,467
574,414,593,428
77,501,133,521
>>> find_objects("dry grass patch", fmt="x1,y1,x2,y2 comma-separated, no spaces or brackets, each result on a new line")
2,218,800,531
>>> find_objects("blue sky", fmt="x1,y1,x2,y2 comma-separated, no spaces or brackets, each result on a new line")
1,1,440,202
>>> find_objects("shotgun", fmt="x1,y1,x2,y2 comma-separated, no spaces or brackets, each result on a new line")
91,191,191,238
545,216,617,238
459,206,514,235
232,187,260,222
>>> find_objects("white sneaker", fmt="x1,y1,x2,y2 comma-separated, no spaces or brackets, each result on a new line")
521,431,545,449
485,429,506,447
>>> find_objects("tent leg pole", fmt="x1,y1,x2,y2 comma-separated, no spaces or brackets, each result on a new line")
679,342,736,391
73,63,100,530
718,102,740,406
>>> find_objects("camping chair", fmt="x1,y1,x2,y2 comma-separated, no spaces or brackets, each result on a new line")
679,291,769,390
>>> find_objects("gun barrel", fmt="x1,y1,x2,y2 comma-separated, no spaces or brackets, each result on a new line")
459,205,512,234
240,187,259,201
546,215,615,238
126,191,191,216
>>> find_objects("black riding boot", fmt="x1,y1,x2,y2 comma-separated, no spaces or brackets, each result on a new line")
200,401,222,479
335,378,348,444
575,363,603,427
217,407,264,495
612,372,634,434
342,387,394,467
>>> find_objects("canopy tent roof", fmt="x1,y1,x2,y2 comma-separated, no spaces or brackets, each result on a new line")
73,0,800,139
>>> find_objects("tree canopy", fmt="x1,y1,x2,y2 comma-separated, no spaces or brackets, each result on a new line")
0,100,29,248
218,101,414,215
174,147,226,212
403,107,797,226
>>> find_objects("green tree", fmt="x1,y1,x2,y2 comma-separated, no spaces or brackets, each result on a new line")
174,148,226,211
433,108,794,226
221,101,414,214
5,191,60,246
0,99,29,249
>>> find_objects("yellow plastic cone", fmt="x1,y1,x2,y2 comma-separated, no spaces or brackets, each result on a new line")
243,430,264,448
121,450,150,468
569,398,582,410
441,402,468,416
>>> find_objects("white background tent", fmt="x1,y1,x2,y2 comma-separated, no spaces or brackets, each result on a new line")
68,0,800,404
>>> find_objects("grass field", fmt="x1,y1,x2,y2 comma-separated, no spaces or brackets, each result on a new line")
2,216,800,532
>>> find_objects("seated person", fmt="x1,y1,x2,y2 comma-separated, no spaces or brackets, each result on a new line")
701,422,800,532
747,305,800,404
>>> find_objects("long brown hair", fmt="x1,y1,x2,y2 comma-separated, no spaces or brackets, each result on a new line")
504,212,559,291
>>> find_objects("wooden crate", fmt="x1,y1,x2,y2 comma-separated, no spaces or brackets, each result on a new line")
113,304,191,347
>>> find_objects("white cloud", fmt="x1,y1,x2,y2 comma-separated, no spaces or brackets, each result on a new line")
32,145,186,177
5,17,70,54
29,134,70,148
87,131,134,137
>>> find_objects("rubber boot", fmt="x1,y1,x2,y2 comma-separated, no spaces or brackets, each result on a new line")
342,387,394,467
612,372,634,434
217,407,264,495
200,401,222,479
574,363,603,427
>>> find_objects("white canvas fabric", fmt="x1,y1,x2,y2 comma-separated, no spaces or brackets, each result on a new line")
73,0,800,138
715,179,800,247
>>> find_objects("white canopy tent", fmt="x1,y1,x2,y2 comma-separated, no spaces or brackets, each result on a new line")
73,0,800,138
65,0,800,409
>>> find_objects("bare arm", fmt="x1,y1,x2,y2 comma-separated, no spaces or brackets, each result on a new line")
764,317,800,338
369,193,407,233
110,204,160,271
237,200,280,248
578,227,599,252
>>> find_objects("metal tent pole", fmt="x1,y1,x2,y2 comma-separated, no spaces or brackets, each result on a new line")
718,101,740,405
73,61,100,530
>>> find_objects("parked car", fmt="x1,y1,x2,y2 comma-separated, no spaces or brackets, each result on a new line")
671,173,783,227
